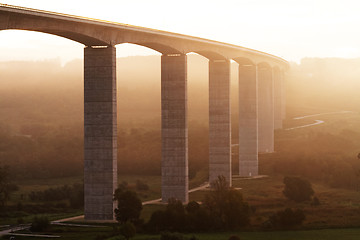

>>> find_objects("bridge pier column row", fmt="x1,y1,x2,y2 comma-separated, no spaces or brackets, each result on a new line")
82,48,285,219
238,65,285,176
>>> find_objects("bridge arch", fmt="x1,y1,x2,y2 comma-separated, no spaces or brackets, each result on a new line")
234,57,255,66
0,29,86,45
115,42,181,55
2,20,108,46
188,51,227,61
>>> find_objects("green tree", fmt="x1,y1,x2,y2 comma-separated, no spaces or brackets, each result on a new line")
203,175,250,230
186,201,200,213
119,221,136,240
113,188,142,224
283,176,314,202
185,201,210,231
165,198,186,231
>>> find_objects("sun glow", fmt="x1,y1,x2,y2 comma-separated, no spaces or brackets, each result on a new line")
1,0,360,63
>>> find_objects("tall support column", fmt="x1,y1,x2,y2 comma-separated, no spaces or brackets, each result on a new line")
258,66,274,153
209,59,231,187
84,46,117,220
281,71,286,120
161,53,188,203
238,64,258,177
274,68,282,129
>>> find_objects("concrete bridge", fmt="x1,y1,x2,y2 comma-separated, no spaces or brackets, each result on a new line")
0,4,288,220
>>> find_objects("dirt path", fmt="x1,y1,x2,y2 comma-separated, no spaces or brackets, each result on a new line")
142,182,210,205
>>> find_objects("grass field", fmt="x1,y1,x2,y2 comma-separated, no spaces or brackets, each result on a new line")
3,106,360,239
186,228,360,240
2,226,360,240
2,171,207,225
9,170,208,205
188,175,360,229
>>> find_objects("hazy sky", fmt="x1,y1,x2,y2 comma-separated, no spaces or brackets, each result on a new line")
1,0,360,64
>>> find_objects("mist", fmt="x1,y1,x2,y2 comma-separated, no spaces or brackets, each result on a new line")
1,55,360,179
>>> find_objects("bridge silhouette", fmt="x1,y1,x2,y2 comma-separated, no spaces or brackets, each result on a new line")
0,4,288,220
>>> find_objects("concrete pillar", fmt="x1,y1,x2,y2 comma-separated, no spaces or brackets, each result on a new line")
209,59,231,187
161,53,188,203
258,66,274,153
274,68,282,129
84,46,117,220
238,64,258,177
281,71,286,120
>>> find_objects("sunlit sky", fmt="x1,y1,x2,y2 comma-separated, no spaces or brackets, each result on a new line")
1,0,360,64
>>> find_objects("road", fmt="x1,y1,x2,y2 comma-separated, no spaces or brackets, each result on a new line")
0,224,31,237
285,110,354,130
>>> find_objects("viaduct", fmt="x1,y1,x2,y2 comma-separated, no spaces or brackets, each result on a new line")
0,4,288,220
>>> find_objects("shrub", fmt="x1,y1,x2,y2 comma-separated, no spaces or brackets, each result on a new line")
120,221,136,240
30,216,50,232
186,201,200,213
160,232,184,240
268,208,306,228
283,176,314,202
28,183,84,209
147,176,250,233
147,199,209,233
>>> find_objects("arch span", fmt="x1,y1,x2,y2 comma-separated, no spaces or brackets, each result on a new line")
189,50,227,61
1,13,108,46
234,57,255,66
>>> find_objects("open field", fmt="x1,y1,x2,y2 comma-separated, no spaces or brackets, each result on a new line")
184,228,360,240
9,170,209,205
1,172,208,225
2,106,360,238
2,226,360,240
189,175,360,229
